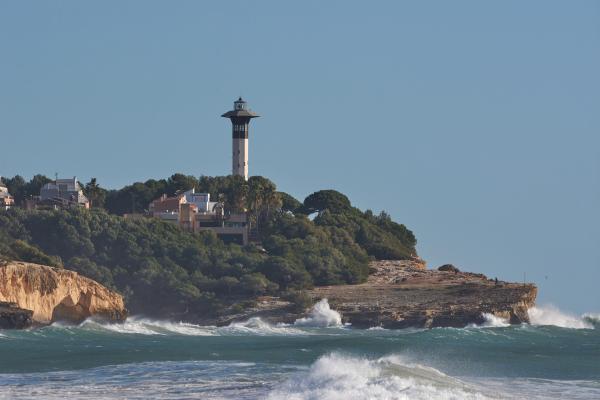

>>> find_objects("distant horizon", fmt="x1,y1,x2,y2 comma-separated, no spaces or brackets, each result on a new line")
1,1,598,314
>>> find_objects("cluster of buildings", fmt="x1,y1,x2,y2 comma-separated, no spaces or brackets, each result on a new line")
37,177,90,209
143,97,259,245
0,178,14,210
0,176,90,211
1,98,260,245
148,188,249,245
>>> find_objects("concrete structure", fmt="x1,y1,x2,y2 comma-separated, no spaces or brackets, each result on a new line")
39,177,89,209
0,177,14,210
222,97,259,180
183,188,218,213
149,193,186,216
148,190,249,245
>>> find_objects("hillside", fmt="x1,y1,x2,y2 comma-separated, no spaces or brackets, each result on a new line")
0,175,418,320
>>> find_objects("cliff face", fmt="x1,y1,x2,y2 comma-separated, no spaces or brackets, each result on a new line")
0,261,127,325
207,260,537,329
310,260,537,328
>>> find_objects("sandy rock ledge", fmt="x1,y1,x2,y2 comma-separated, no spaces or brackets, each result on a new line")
0,261,127,326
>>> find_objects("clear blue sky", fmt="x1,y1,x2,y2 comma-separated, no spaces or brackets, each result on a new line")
1,1,598,313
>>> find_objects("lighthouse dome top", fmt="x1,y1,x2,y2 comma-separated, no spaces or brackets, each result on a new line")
222,97,260,119
234,97,247,111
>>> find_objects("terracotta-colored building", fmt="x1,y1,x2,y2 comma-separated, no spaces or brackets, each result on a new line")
149,189,249,245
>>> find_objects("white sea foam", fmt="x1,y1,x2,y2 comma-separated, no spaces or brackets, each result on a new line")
79,317,216,336
293,299,342,327
467,313,510,328
367,326,387,331
481,313,510,327
528,305,595,329
220,317,307,336
75,315,312,336
267,353,496,400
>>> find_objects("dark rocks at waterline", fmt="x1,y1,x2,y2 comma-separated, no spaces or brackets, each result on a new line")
0,301,33,329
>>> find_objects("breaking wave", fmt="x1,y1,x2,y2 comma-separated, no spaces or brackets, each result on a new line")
46,299,344,337
528,305,596,329
294,299,343,327
267,353,495,400
468,313,510,328
67,316,309,336
222,317,307,335
78,317,216,336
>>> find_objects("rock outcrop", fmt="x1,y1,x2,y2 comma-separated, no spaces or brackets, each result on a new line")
204,260,537,329
310,260,537,328
0,301,33,329
0,261,127,326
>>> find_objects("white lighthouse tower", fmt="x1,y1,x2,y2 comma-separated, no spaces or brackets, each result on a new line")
221,97,260,180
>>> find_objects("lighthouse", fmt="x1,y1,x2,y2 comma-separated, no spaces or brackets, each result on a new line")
222,97,259,180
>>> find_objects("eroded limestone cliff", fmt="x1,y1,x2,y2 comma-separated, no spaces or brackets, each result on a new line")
0,261,127,325
206,260,537,328
310,260,537,328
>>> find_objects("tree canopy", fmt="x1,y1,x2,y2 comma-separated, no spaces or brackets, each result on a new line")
303,190,351,214
0,174,417,318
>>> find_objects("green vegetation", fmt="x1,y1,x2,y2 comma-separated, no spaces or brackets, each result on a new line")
0,174,417,318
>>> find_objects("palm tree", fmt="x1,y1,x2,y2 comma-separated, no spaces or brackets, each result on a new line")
84,178,105,208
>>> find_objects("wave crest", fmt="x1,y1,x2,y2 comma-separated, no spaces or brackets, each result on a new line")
222,317,307,335
467,313,510,328
79,317,216,336
73,316,308,336
267,353,495,400
528,305,596,329
294,299,342,327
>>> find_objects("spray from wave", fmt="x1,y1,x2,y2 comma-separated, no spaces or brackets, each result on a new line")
293,299,342,327
267,353,496,400
69,316,309,336
222,317,307,335
467,313,510,328
64,299,343,336
528,305,596,329
77,317,216,336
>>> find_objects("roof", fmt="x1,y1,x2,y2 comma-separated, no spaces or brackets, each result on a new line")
42,177,81,192
150,195,184,213
221,109,260,118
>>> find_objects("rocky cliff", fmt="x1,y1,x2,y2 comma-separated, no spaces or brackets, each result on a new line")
211,260,537,328
0,261,127,326
310,260,537,328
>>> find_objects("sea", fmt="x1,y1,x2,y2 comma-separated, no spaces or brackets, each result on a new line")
0,300,598,400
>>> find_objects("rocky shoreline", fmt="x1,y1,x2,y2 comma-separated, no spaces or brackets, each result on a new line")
0,301,33,329
210,260,537,328
0,261,127,328
0,260,537,330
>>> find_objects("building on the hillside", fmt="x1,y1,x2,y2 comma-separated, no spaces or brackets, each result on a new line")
149,193,186,219
38,177,90,209
0,177,14,210
147,97,261,243
148,189,249,245
222,97,260,181
184,188,218,213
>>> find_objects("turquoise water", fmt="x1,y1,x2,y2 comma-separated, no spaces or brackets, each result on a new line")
0,306,598,399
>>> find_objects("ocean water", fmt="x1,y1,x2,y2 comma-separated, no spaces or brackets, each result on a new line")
0,300,598,399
